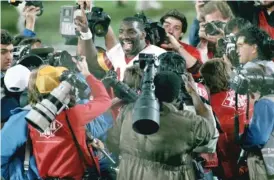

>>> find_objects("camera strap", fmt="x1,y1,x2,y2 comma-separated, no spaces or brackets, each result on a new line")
64,111,100,178
234,93,240,143
24,133,31,175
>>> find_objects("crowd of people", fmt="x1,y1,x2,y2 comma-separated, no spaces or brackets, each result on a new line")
1,0,274,180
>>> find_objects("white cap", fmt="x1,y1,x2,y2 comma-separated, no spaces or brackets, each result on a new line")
4,65,31,92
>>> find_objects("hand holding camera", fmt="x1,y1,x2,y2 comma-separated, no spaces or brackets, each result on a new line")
185,73,198,96
72,56,91,77
199,21,225,43
160,33,181,51
23,5,40,31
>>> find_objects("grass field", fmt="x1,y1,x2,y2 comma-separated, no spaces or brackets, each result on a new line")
1,1,196,45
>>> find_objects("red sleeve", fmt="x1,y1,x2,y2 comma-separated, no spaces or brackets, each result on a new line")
180,42,203,79
69,74,111,127
180,42,202,64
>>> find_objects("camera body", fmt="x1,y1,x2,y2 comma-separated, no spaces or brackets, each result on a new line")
8,0,43,16
217,33,239,67
204,21,226,36
13,46,54,69
13,45,31,62
25,70,88,132
86,7,111,37
230,67,274,95
102,70,138,103
134,12,166,46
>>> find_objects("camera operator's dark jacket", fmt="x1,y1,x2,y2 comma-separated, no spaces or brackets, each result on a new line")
29,74,111,179
107,102,215,180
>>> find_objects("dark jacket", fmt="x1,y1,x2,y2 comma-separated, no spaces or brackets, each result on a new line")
107,102,215,180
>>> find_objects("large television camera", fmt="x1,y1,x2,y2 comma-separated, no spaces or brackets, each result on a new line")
132,53,160,135
60,4,111,45
8,0,43,16
13,45,54,68
230,67,274,95
13,45,81,71
102,70,138,103
134,12,166,46
25,70,88,132
86,7,111,37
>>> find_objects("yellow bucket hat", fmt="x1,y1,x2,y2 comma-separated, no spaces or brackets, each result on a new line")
36,65,68,94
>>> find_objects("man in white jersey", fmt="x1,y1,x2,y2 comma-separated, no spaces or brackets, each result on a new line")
106,17,166,80
75,6,165,80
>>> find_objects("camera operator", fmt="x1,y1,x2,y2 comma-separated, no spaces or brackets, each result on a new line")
75,4,165,81
236,26,274,71
196,1,234,62
27,57,111,179
238,66,274,180
106,64,215,180
216,18,253,68
200,59,253,180
227,0,274,39
158,52,219,180
159,9,203,79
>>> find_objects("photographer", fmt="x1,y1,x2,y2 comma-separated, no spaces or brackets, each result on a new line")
76,5,165,80
106,52,215,180
218,18,253,68
200,59,253,180
239,66,274,180
159,9,203,79
196,1,234,62
158,52,219,180
27,57,111,179
236,26,274,70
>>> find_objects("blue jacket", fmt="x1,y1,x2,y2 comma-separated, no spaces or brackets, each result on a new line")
23,29,36,37
241,98,274,150
1,107,41,180
188,18,200,47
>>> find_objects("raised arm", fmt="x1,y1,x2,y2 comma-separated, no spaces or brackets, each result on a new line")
75,5,106,79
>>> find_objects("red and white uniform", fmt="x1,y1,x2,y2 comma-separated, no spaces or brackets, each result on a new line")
106,43,166,81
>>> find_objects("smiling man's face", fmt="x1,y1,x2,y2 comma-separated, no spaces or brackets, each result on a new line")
118,21,146,57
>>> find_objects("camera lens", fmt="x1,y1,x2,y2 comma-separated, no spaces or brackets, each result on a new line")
93,23,106,37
